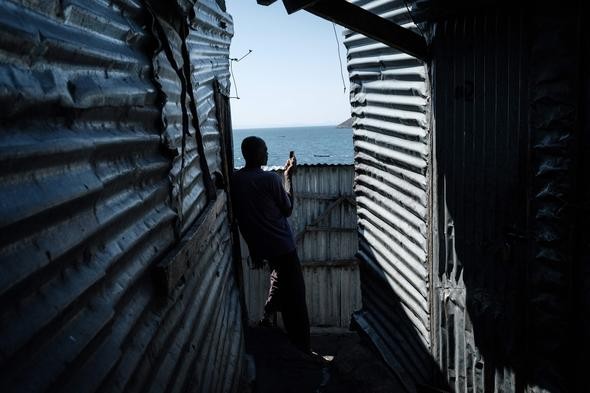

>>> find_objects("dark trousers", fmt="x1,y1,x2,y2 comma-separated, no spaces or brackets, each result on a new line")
263,250,311,353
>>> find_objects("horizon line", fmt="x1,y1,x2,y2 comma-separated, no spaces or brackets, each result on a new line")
234,122,349,130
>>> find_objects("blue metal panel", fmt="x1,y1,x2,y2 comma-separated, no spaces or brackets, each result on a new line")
0,1,244,392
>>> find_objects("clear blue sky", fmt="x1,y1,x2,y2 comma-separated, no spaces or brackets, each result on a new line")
226,1,351,129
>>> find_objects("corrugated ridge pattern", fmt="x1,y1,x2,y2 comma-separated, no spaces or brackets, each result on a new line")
344,0,432,387
578,26,590,392
432,14,528,393
526,13,578,392
114,203,241,393
152,12,208,235
188,0,233,177
0,1,243,392
0,0,177,391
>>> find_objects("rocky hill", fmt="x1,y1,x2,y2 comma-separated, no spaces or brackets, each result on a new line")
336,118,353,128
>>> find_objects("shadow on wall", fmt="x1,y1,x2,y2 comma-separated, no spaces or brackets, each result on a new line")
432,11,529,392
354,9,582,393
576,18,590,392
431,10,580,393
354,236,446,392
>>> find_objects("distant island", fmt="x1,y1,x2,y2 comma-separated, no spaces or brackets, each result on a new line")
336,117,353,128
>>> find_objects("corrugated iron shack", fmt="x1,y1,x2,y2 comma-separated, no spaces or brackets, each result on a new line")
262,1,588,392
3,0,589,392
0,1,245,392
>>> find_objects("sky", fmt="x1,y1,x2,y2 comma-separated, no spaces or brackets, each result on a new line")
225,1,351,129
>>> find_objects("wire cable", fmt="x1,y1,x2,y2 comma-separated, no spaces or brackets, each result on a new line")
229,49,252,99
332,23,347,94
402,0,425,38
229,60,239,99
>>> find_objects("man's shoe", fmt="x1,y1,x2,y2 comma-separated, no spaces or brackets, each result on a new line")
302,350,331,365
257,316,274,328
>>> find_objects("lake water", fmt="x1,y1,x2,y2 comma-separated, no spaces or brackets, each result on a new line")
232,126,353,167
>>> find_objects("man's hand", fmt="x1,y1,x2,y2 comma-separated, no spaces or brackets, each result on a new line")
283,156,296,208
284,156,296,179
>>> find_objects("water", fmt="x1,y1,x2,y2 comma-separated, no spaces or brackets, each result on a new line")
232,126,353,167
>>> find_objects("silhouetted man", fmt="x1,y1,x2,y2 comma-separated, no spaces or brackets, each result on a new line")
231,136,311,354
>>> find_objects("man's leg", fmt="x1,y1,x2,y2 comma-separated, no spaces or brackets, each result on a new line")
277,251,311,353
261,263,281,326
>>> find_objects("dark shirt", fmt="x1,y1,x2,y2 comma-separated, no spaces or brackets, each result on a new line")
231,167,295,259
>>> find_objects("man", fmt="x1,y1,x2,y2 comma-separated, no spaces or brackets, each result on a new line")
231,136,311,354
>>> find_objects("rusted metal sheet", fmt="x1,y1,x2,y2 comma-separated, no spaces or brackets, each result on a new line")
240,165,362,328
343,1,433,390
0,1,244,392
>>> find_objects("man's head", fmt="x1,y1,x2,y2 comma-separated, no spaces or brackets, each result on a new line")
241,136,268,167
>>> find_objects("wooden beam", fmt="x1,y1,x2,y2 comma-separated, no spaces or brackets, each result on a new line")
154,192,227,295
256,0,279,5
304,226,357,232
286,0,428,61
301,259,359,268
282,0,319,13
296,191,354,200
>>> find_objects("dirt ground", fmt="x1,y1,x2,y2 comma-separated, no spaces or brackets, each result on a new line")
242,326,405,393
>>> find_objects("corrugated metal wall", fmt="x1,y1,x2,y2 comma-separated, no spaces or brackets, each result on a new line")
431,13,529,393
526,12,580,393
431,10,584,393
341,2,583,392
152,9,209,235
240,165,361,328
343,1,432,389
577,21,590,393
0,1,244,392
189,1,232,177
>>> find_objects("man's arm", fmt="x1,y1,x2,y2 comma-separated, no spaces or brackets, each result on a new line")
284,158,295,202
275,157,295,217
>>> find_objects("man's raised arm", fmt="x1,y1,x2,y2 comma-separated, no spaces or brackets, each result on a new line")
278,156,296,217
